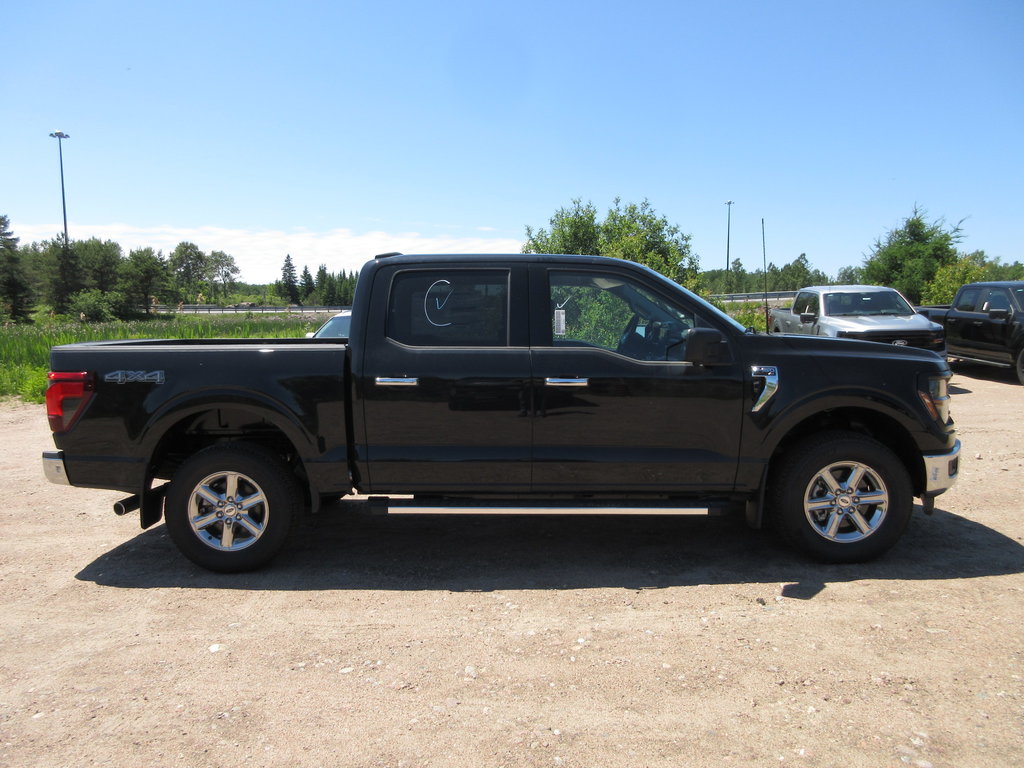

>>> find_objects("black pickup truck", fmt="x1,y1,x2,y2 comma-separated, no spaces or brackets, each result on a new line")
43,253,960,571
918,281,1024,384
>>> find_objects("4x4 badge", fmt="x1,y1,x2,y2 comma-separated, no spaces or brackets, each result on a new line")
104,370,165,384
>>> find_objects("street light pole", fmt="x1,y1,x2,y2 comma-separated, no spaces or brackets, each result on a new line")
724,200,734,273
49,131,71,245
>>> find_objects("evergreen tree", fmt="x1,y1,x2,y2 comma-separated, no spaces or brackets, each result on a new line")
46,234,83,314
119,247,169,313
279,254,300,304
0,215,33,321
300,265,315,302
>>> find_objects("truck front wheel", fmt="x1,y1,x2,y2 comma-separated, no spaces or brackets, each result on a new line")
769,431,912,563
165,443,300,572
1015,348,1024,386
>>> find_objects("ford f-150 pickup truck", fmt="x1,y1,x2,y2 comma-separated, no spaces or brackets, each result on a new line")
43,253,960,571
917,281,1024,384
769,285,945,354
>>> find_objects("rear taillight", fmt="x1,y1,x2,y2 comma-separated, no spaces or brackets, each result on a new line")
46,371,95,433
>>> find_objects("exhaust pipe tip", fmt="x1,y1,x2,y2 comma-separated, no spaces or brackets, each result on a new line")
114,495,140,516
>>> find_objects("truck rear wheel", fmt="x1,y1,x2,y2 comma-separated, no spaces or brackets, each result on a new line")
769,431,912,563
1015,348,1024,386
165,443,300,572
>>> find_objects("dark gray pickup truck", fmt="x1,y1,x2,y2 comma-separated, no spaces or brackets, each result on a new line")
43,252,961,571
918,281,1024,384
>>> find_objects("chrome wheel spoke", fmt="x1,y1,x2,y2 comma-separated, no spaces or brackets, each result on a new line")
817,470,843,495
196,484,223,506
236,513,263,537
824,510,844,539
845,465,866,492
220,519,236,548
238,490,267,512
848,509,873,534
192,510,220,530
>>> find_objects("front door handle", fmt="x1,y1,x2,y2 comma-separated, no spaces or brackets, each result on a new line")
544,377,589,387
375,377,419,387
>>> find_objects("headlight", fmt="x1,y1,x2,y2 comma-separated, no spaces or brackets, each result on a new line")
918,373,951,423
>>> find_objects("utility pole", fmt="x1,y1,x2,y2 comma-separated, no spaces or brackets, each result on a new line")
724,200,734,273
49,131,71,245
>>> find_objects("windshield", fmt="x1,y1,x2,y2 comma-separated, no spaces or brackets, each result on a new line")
824,291,914,317
642,265,748,332
313,314,351,338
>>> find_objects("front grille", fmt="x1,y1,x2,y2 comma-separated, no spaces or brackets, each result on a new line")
840,331,943,350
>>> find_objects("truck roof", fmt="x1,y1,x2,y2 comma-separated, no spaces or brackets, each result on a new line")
800,285,903,293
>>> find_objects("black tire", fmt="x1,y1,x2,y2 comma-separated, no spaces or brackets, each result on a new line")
165,443,301,572
768,431,913,563
1015,348,1024,386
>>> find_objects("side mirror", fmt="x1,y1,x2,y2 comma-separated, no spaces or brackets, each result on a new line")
799,312,816,324
684,327,726,366
988,308,1009,320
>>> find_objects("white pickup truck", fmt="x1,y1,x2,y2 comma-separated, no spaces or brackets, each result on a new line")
769,284,945,354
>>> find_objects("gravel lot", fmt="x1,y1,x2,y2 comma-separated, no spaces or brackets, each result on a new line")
1,364,1022,768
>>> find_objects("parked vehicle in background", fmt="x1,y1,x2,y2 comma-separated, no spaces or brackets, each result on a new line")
307,310,352,338
43,253,959,572
769,285,945,354
917,281,1024,384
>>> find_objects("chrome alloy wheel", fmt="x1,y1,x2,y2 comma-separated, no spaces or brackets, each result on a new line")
188,470,269,551
803,460,889,543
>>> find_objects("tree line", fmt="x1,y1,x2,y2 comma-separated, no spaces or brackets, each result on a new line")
523,201,1023,305
0,216,357,322
3,202,1022,324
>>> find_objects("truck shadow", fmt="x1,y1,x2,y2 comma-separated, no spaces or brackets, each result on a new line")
950,362,1020,388
76,503,1024,596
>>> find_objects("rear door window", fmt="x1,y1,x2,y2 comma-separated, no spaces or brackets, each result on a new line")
386,270,509,347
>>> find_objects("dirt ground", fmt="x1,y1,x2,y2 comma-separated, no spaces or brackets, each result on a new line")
1,364,1022,768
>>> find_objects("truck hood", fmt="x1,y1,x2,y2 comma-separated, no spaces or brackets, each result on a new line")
768,332,945,363
824,314,941,332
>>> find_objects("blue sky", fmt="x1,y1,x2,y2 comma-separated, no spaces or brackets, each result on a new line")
5,0,1022,284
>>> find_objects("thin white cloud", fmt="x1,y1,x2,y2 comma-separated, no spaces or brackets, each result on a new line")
15,223,525,284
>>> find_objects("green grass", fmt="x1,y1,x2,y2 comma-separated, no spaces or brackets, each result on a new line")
0,313,325,403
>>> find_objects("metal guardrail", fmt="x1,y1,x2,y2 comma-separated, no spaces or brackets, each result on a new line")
148,304,351,314
711,291,797,303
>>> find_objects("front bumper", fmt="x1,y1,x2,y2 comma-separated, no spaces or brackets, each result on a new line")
42,450,70,485
922,439,960,497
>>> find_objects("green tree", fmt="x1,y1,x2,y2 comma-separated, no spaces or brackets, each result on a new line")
208,250,240,303
523,198,698,290
836,265,865,284
168,242,209,303
69,288,126,321
314,264,330,304
40,234,83,314
279,254,300,304
119,247,169,313
77,237,123,292
300,265,315,302
523,199,601,256
862,207,962,303
920,253,988,305
0,215,33,321
777,254,828,290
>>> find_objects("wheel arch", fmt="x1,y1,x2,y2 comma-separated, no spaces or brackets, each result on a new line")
139,395,327,521
766,406,926,499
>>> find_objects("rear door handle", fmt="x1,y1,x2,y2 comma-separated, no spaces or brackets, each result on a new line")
544,377,589,387
375,377,419,387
